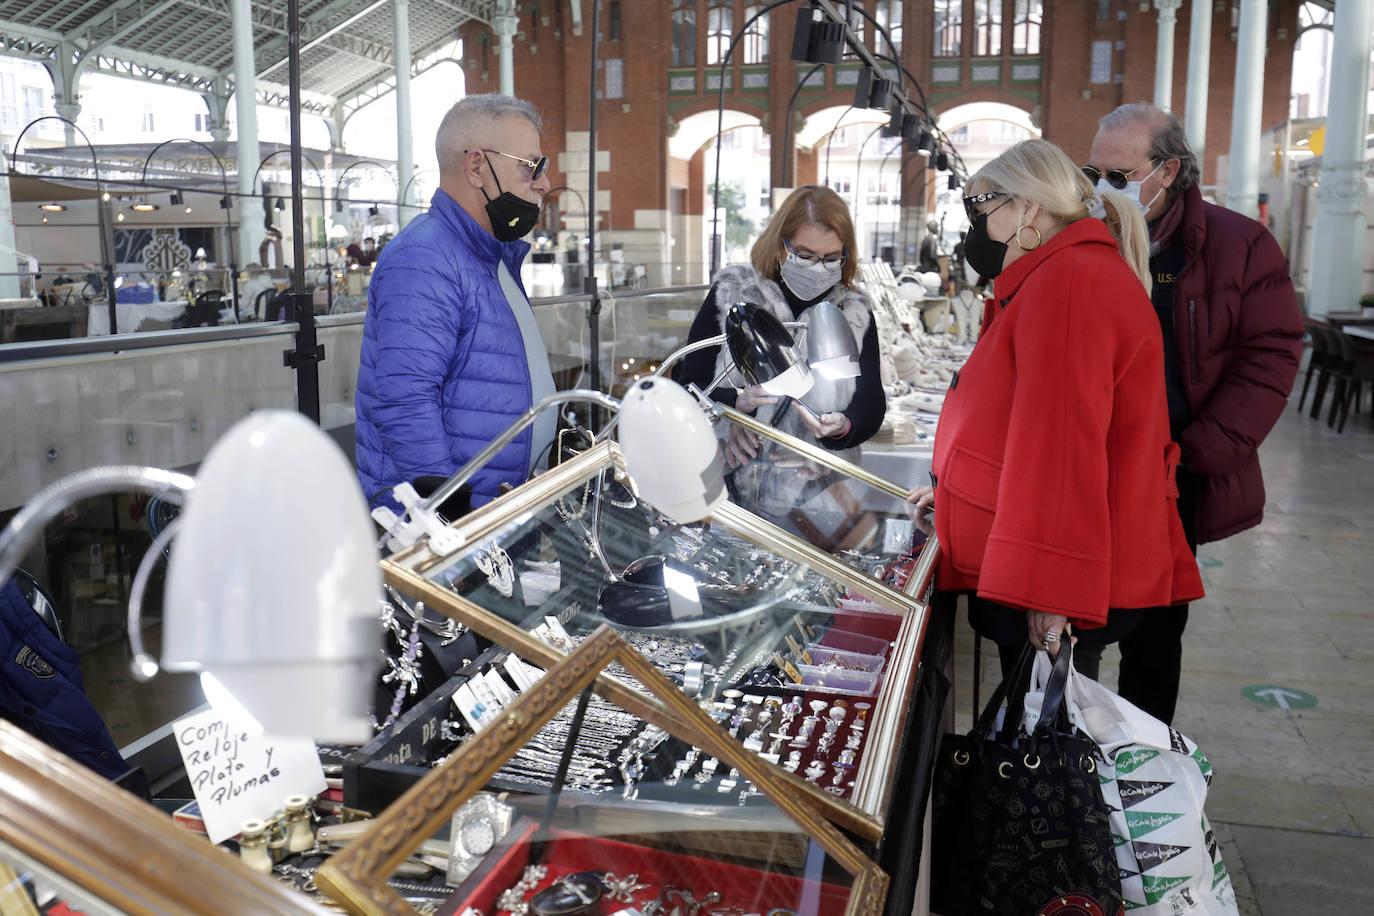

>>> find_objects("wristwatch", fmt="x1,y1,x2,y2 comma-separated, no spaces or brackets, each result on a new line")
447,793,515,886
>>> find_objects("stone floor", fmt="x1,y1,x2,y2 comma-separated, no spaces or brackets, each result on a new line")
949,399,1374,914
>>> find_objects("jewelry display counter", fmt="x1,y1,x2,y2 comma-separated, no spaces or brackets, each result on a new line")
319,628,889,916
378,440,936,843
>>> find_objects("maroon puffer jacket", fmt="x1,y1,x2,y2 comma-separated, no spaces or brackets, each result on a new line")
1169,185,1303,543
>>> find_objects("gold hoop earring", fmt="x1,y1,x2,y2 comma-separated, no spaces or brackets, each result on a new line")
1014,225,1042,251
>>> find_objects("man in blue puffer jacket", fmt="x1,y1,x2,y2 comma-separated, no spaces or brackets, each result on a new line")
356,94,555,509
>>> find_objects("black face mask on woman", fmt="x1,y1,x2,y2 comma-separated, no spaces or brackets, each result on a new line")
481,153,540,242
964,209,1012,280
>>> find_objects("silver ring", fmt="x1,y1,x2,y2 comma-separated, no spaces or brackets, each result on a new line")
1043,631,1061,644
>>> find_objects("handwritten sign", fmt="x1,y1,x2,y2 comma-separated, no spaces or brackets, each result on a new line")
174,707,327,843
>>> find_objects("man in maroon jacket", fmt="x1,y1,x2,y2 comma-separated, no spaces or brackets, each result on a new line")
1087,103,1303,725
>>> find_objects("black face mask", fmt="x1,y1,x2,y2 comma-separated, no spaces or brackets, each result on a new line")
481,153,540,242
964,209,1010,280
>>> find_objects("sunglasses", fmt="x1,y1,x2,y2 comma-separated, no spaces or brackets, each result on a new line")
1081,160,1158,190
784,238,847,268
963,191,1009,222
476,148,549,181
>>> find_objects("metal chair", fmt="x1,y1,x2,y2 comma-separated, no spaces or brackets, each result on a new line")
1298,318,1332,411
1331,330,1374,433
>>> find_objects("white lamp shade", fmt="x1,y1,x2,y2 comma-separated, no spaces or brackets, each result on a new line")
162,410,382,742
619,378,727,523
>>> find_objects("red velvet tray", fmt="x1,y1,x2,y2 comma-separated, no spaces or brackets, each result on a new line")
445,826,852,916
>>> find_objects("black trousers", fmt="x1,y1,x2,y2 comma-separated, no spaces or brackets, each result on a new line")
1116,467,1203,726
968,597,1144,682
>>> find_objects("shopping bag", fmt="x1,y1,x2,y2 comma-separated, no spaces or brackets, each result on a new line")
931,642,1123,916
1022,652,1239,916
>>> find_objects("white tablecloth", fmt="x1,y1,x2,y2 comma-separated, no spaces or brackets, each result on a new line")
1345,325,1374,341
86,300,189,336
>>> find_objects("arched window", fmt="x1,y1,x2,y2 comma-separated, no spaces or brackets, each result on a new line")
1012,0,1041,55
672,0,697,67
876,1,902,53
974,0,1002,56
707,1,733,66
742,5,769,64
934,0,961,57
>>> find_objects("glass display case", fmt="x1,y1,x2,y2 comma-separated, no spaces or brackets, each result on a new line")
317,627,889,916
380,440,936,842
708,404,935,600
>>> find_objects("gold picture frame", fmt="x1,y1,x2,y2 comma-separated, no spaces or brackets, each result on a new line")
315,625,890,916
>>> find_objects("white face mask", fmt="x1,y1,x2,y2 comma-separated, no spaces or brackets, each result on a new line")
1096,161,1163,217
779,252,843,301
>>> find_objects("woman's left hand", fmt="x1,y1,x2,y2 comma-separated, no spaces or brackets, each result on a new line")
799,409,851,439
1027,611,1070,657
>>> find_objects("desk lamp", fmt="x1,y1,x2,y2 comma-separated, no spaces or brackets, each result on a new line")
377,381,727,556
0,411,381,743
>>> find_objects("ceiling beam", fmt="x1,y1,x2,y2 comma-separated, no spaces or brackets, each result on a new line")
258,0,391,77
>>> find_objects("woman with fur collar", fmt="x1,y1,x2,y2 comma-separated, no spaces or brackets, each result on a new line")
676,185,885,477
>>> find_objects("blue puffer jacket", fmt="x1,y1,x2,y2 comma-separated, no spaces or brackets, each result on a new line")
355,189,535,507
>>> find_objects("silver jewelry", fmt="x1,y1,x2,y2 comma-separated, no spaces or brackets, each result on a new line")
473,540,515,597
603,873,650,902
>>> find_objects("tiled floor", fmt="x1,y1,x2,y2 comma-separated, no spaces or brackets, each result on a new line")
950,397,1374,914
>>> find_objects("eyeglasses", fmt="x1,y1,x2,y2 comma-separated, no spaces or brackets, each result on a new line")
784,238,847,268
1081,160,1158,190
963,191,1009,222
475,148,549,181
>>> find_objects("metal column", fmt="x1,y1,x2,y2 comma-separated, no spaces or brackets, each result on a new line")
0,167,19,298
1153,0,1182,110
1306,0,1372,319
1225,0,1267,217
231,0,262,267
1183,0,1213,180
394,0,415,226
495,1,518,96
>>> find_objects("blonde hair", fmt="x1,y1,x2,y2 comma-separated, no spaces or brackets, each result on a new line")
971,139,1151,294
750,185,859,288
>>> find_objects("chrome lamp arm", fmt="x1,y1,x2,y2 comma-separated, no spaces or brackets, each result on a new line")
376,389,623,556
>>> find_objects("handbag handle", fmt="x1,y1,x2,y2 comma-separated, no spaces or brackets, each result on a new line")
972,643,1036,743
990,640,1075,746
1033,640,1075,736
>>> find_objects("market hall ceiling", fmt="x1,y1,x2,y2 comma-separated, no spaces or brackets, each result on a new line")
0,0,495,117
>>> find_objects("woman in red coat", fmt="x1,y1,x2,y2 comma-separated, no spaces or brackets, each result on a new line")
909,139,1203,679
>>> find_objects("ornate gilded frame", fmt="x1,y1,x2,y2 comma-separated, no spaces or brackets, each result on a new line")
315,625,889,916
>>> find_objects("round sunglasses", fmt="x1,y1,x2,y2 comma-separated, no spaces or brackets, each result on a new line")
1081,160,1159,190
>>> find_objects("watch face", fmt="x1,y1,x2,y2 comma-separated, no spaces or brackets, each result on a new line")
460,816,497,856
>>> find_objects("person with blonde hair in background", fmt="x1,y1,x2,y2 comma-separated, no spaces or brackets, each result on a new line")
907,138,1203,681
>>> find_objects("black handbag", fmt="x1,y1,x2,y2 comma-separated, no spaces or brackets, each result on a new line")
931,642,1123,916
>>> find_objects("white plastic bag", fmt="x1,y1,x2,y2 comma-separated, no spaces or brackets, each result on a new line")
1024,651,1239,916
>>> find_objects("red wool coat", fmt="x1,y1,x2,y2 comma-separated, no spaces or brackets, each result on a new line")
931,219,1204,628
